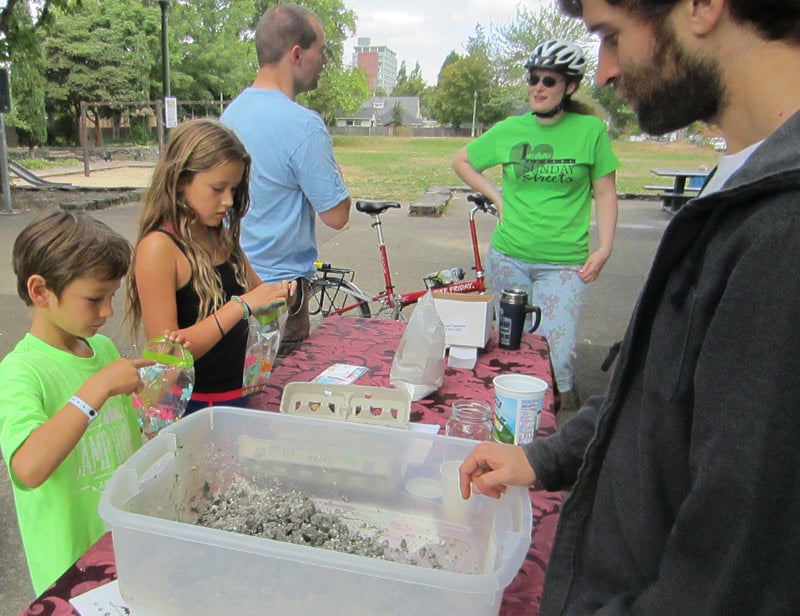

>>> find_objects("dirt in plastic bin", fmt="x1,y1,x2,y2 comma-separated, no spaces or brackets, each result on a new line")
191,476,474,572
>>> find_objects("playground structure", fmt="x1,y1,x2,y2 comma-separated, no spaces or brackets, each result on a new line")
8,160,72,188
77,99,228,177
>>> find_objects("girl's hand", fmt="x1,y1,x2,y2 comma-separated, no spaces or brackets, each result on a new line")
161,330,192,351
579,249,612,283
244,280,296,311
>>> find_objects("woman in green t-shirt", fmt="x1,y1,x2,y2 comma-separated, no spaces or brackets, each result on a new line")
453,39,619,404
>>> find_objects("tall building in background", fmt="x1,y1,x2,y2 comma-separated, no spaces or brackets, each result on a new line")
352,37,397,94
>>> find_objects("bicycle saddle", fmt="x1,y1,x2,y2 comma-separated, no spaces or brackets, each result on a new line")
355,199,402,214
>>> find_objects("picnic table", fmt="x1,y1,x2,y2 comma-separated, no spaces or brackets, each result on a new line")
646,168,710,213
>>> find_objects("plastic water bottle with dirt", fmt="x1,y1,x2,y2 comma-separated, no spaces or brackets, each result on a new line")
132,336,195,440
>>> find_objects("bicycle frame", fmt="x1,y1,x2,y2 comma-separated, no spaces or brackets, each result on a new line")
324,199,494,318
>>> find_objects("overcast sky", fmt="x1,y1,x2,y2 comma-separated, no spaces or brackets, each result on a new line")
343,0,546,86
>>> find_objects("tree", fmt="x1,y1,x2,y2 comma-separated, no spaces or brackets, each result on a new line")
437,51,460,86
392,61,426,97
0,0,81,61
6,1,47,153
43,0,160,144
300,65,369,125
391,101,403,127
590,85,639,137
432,55,500,129
497,2,594,81
168,0,260,104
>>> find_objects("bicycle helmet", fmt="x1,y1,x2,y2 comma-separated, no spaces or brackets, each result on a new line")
525,39,587,77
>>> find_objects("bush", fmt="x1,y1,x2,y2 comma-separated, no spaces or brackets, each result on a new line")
130,116,153,145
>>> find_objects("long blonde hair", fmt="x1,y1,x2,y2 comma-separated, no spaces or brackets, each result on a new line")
126,118,252,337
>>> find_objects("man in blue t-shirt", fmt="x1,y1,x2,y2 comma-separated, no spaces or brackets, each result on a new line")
222,3,351,354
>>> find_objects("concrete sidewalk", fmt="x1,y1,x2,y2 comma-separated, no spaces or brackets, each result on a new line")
0,190,669,612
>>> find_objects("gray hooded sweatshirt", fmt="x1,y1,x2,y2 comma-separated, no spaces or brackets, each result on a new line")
528,109,800,615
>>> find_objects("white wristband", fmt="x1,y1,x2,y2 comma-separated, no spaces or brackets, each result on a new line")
69,396,99,423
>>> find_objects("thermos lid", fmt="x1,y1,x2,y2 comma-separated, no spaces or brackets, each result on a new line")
500,288,528,304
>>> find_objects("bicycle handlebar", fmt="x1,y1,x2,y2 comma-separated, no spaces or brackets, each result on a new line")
467,193,498,217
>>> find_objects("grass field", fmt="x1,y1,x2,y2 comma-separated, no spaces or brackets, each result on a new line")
334,135,720,201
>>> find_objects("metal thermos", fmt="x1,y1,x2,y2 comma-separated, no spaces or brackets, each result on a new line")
498,289,542,350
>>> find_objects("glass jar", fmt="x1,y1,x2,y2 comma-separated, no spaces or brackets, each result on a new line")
445,400,494,441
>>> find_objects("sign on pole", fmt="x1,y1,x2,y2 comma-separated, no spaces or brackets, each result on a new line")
165,96,178,128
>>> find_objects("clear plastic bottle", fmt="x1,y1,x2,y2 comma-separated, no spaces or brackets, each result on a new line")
445,400,494,441
424,267,465,288
132,336,195,440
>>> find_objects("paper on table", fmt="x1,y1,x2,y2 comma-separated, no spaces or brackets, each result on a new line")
69,580,132,615
313,363,368,384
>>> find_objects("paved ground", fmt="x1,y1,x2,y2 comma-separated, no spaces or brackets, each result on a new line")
0,164,670,612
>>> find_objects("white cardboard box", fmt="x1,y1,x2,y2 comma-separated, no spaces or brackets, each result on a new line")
432,292,494,348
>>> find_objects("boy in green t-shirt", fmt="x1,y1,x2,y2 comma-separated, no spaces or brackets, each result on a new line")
0,210,154,595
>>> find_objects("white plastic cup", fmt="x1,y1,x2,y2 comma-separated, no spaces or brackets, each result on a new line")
492,374,548,445
440,459,471,525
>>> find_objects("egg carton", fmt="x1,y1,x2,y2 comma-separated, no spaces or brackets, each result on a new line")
280,382,411,429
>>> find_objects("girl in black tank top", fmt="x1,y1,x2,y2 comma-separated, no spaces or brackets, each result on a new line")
125,119,296,414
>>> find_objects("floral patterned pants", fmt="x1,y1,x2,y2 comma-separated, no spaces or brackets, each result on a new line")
486,246,585,392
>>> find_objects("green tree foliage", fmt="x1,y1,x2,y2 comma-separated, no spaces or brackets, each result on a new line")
430,25,516,128
43,0,159,144
166,0,361,123
300,65,369,125
0,0,81,60
437,51,460,86
392,61,426,96
589,85,639,137
168,0,259,103
6,1,47,152
497,1,594,81
391,101,403,127
432,54,513,129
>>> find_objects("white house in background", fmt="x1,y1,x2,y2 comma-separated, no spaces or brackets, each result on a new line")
335,96,431,128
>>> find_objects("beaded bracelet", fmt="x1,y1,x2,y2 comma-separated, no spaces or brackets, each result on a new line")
230,295,251,319
69,395,99,423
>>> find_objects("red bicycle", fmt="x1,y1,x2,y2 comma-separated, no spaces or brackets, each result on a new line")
309,193,497,319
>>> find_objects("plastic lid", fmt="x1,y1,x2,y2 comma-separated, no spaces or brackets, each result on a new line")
141,336,194,368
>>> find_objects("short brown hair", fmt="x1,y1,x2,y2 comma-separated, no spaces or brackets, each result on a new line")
13,210,132,306
255,3,320,66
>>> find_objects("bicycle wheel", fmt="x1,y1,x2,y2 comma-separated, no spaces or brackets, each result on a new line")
308,278,372,318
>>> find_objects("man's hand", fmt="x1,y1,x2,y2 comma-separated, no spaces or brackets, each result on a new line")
459,441,537,499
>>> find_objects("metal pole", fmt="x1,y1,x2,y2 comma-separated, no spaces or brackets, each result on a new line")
159,0,171,138
471,90,477,138
0,112,16,215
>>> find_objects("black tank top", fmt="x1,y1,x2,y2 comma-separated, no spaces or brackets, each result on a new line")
152,229,247,394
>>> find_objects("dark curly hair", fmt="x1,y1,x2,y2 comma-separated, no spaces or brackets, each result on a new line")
558,0,800,43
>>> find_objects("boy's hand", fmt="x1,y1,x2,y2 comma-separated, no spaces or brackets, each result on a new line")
90,358,156,399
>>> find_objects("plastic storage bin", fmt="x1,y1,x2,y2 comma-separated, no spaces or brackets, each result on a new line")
99,407,532,616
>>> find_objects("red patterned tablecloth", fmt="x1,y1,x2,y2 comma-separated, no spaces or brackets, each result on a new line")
22,317,562,616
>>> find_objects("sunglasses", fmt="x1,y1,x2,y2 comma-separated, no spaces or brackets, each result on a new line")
527,74,563,88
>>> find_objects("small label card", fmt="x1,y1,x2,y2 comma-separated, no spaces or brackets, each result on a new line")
313,363,368,385
69,580,132,615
